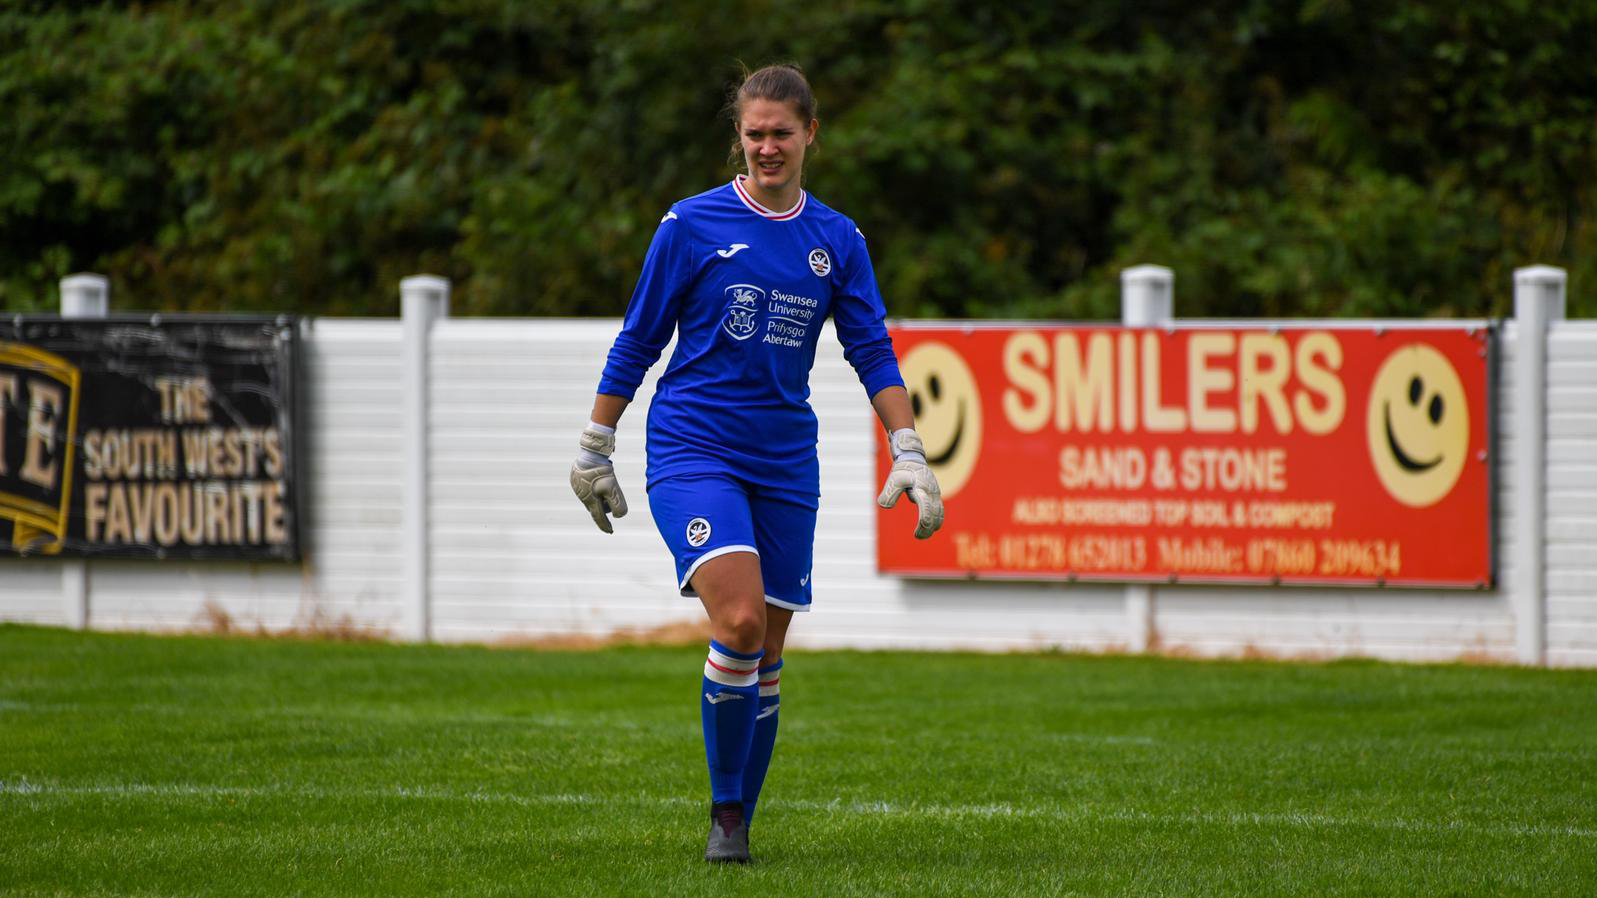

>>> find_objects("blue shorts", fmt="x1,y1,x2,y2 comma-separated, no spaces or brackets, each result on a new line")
647,473,817,612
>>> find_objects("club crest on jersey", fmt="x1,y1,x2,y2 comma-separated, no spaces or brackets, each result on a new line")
686,517,711,547
808,247,832,277
721,283,764,341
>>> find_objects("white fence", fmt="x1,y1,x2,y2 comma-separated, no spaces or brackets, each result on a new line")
4,269,1594,667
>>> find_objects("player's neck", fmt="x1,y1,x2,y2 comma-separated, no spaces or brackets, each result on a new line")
738,174,802,215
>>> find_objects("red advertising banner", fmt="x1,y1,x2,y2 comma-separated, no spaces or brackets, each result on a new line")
876,325,1493,588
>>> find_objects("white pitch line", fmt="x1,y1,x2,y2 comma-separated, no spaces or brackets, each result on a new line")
2,781,1592,840
1047,733,1159,746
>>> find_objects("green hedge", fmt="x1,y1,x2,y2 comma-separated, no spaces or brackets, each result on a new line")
3,1,1592,318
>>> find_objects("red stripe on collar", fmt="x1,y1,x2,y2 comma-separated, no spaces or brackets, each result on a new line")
733,175,806,220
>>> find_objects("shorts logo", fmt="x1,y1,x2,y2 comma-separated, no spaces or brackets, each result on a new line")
808,248,831,277
685,517,711,547
721,284,764,341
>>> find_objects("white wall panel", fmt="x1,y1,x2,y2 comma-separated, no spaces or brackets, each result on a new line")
1152,587,1512,661
425,319,680,644
84,560,310,632
1546,321,1597,666
295,319,406,634
0,564,68,626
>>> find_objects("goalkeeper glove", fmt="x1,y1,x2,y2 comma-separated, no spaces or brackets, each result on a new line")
570,422,628,534
877,428,944,540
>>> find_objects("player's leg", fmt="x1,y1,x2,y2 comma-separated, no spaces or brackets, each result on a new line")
742,605,791,825
690,551,765,861
741,487,816,825
692,551,767,655
647,473,764,862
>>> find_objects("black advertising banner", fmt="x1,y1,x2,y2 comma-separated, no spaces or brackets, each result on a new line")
0,316,300,560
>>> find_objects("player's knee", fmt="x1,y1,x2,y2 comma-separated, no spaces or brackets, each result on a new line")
720,604,766,654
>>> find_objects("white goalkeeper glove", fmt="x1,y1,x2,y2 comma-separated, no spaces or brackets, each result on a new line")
570,422,628,534
877,428,944,540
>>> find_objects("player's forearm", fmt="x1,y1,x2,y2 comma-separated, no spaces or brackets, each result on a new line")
589,393,631,429
869,385,915,433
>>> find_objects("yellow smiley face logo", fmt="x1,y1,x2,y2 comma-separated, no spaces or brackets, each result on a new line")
900,341,982,499
1365,344,1470,507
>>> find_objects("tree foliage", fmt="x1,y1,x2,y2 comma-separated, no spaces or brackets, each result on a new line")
2,0,1593,318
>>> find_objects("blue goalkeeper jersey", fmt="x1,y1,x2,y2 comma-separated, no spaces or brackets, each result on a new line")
597,176,904,498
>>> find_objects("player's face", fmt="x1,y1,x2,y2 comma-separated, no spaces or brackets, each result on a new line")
738,98,816,205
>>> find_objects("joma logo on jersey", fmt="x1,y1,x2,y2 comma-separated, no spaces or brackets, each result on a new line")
721,284,765,341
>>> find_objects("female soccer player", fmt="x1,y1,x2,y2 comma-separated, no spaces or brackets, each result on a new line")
570,64,942,864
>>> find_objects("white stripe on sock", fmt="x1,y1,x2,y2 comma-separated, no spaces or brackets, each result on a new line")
705,647,760,687
707,646,760,672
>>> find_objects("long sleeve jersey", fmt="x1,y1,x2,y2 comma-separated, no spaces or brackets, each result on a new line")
598,176,904,498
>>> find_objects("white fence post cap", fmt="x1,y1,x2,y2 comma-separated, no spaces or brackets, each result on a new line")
59,273,110,318
400,274,450,293
60,273,110,293
1514,265,1566,326
1121,264,1174,286
400,275,450,320
1514,265,1566,287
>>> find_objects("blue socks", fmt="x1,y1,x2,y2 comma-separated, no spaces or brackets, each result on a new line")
741,659,782,824
701,641,762,806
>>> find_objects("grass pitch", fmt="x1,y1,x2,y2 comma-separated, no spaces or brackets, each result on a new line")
2,624,1595,897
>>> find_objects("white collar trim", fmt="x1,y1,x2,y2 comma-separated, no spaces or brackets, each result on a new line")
733,175,806,221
